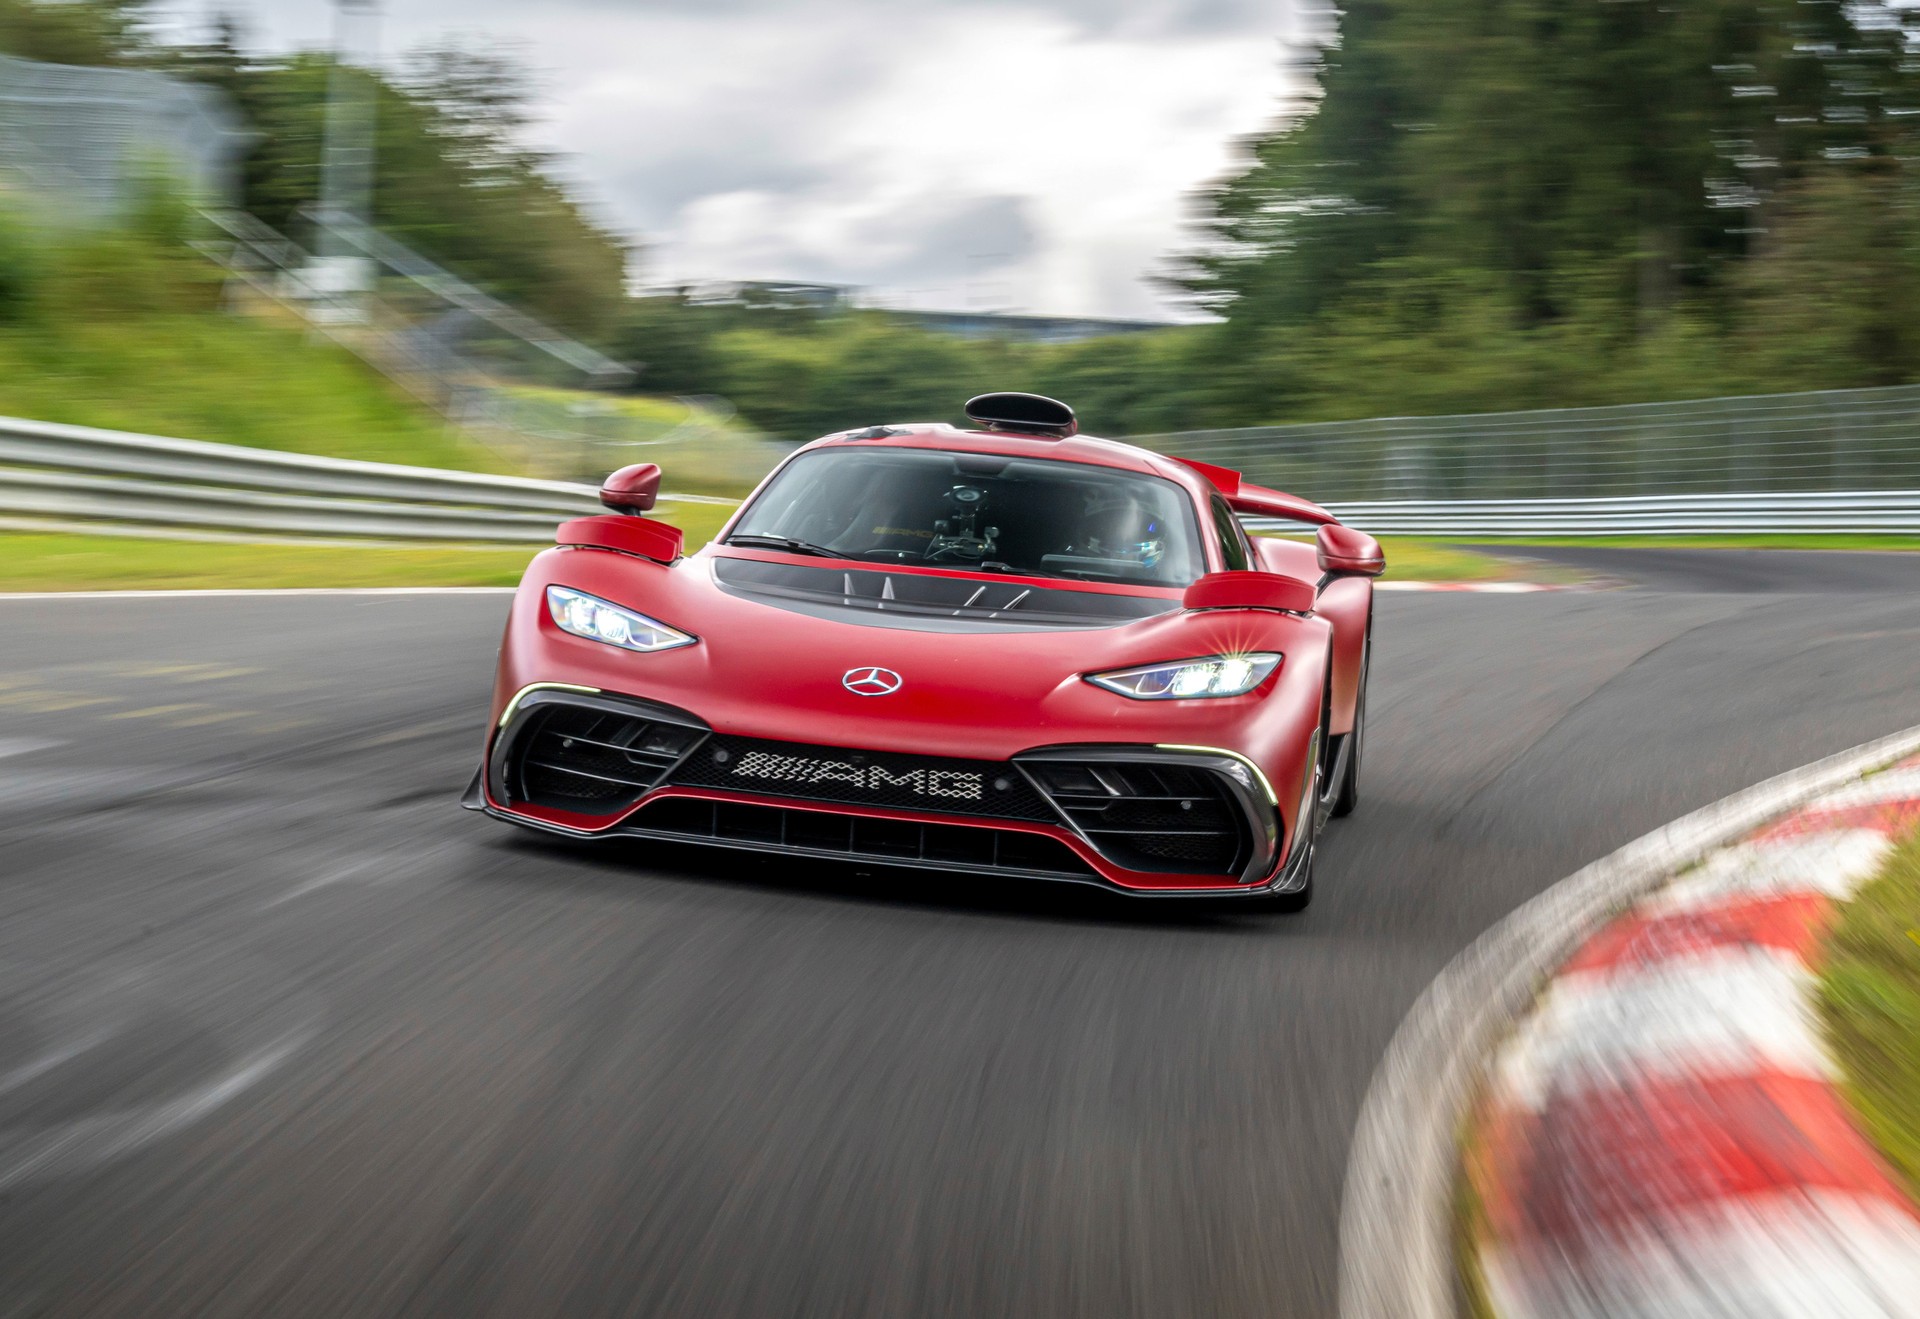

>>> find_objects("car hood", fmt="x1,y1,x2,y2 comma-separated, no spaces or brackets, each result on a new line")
499,547,1322,760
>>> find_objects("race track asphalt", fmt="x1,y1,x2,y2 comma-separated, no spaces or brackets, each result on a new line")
1,548,1917,1319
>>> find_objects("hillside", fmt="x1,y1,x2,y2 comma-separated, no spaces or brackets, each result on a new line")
0,217,519,473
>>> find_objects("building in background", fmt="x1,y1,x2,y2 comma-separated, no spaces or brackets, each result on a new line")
662,280,1182,344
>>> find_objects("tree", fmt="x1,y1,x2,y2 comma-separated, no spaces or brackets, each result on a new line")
1188,0,1913,328
0,0,152,66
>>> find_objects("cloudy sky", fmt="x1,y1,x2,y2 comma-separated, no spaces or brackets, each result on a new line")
153,1,1309,318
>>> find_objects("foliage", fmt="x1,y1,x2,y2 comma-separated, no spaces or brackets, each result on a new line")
1818,819,1920,1207
0,3,630,340
160,30,631,339
0,205,38,320
0,206,507,470
1163,0,1920,424
19,0,1920,444
0,0,150,66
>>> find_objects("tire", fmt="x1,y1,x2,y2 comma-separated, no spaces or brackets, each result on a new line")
1331,626,1370,819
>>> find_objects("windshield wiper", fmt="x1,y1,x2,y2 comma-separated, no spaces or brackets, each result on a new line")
974,561,1071,581
726,533,843,558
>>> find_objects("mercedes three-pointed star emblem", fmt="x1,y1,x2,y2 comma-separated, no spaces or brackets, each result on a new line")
842,666,903,697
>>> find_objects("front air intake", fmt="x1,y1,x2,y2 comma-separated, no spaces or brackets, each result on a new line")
500,698,707,816
625,799,1099,881
1021,756,1252,876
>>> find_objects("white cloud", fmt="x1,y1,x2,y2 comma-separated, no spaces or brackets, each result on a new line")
153,0,1301,317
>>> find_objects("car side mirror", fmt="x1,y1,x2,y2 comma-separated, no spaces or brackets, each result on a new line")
600,463,662,515
1317,525,1385,578
1183,571,1316,615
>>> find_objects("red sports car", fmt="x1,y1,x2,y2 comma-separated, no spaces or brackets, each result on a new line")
463,393,1383,908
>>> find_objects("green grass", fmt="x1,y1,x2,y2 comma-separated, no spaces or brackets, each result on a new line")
0,503,736,592
494,385,788,495
1261,535,1592,583
0,315,515,473
1818,820,1920,1206
1486,534,1920,551
1456,1111,1499,1319
0,534,536,591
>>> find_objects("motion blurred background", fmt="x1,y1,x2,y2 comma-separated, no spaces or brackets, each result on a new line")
3,0,1920,580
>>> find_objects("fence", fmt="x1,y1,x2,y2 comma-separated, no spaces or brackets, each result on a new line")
1244,491,1920,537
7,396,1920,545
1134,385,1920,504
0,54,250,218
0,413,731,545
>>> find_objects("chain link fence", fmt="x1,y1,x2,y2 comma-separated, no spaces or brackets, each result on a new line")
1133,385,1920,505
198,206,788,487
0,53,250,217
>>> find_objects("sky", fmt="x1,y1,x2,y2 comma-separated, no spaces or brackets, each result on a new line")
151,1,1310,319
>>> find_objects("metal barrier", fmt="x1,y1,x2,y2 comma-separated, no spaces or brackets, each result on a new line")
1134,384,1920,505
0,414,732,544
1244,490,1920,537
0,53,250,219
5,409,1916,545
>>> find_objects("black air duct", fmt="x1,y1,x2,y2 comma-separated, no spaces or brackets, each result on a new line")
962,392,1078,438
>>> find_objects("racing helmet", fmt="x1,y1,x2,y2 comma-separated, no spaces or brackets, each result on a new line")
1071,489,1167,567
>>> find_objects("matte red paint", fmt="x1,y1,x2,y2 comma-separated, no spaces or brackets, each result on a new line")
1182,570,1316,616
477,421,1378,893
555,514,684,564
1317,523,1386,576
1169,456,1242,496
1227,482,1340,527
599,462,662,513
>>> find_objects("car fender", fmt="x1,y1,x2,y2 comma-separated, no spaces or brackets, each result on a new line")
1315,575,1373,737
1252,536,1370,737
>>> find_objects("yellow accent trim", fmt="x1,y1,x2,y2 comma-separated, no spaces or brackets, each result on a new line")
499,682,601,728
1155,743,1280,806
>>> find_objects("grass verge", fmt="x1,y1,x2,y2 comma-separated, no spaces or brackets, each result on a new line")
1487,534,1920,552
0,314,514,474
1263,536,1592,583
0,504,737,593
1818,820,1920,1206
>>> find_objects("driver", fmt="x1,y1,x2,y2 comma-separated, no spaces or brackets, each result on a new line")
1068,491,1167,568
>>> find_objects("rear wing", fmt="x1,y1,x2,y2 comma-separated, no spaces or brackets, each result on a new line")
1168,457,1339,527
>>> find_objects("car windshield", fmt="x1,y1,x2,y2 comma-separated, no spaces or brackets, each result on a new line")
727,447,1207,586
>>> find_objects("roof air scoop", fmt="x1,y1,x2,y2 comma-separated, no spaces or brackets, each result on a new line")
964,392,1078,439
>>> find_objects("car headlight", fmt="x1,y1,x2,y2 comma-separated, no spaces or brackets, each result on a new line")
1085,653,1281,700
546,586,696,653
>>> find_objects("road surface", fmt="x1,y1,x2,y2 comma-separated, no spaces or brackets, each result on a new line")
0,549,1916,1317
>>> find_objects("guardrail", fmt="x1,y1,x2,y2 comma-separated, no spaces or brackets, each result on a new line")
0,414,733,544
1248,490,1920,537
5,412,1916,545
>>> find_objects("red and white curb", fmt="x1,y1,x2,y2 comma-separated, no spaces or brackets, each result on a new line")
1468,754,1920,1316
1337,725,1920,1319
